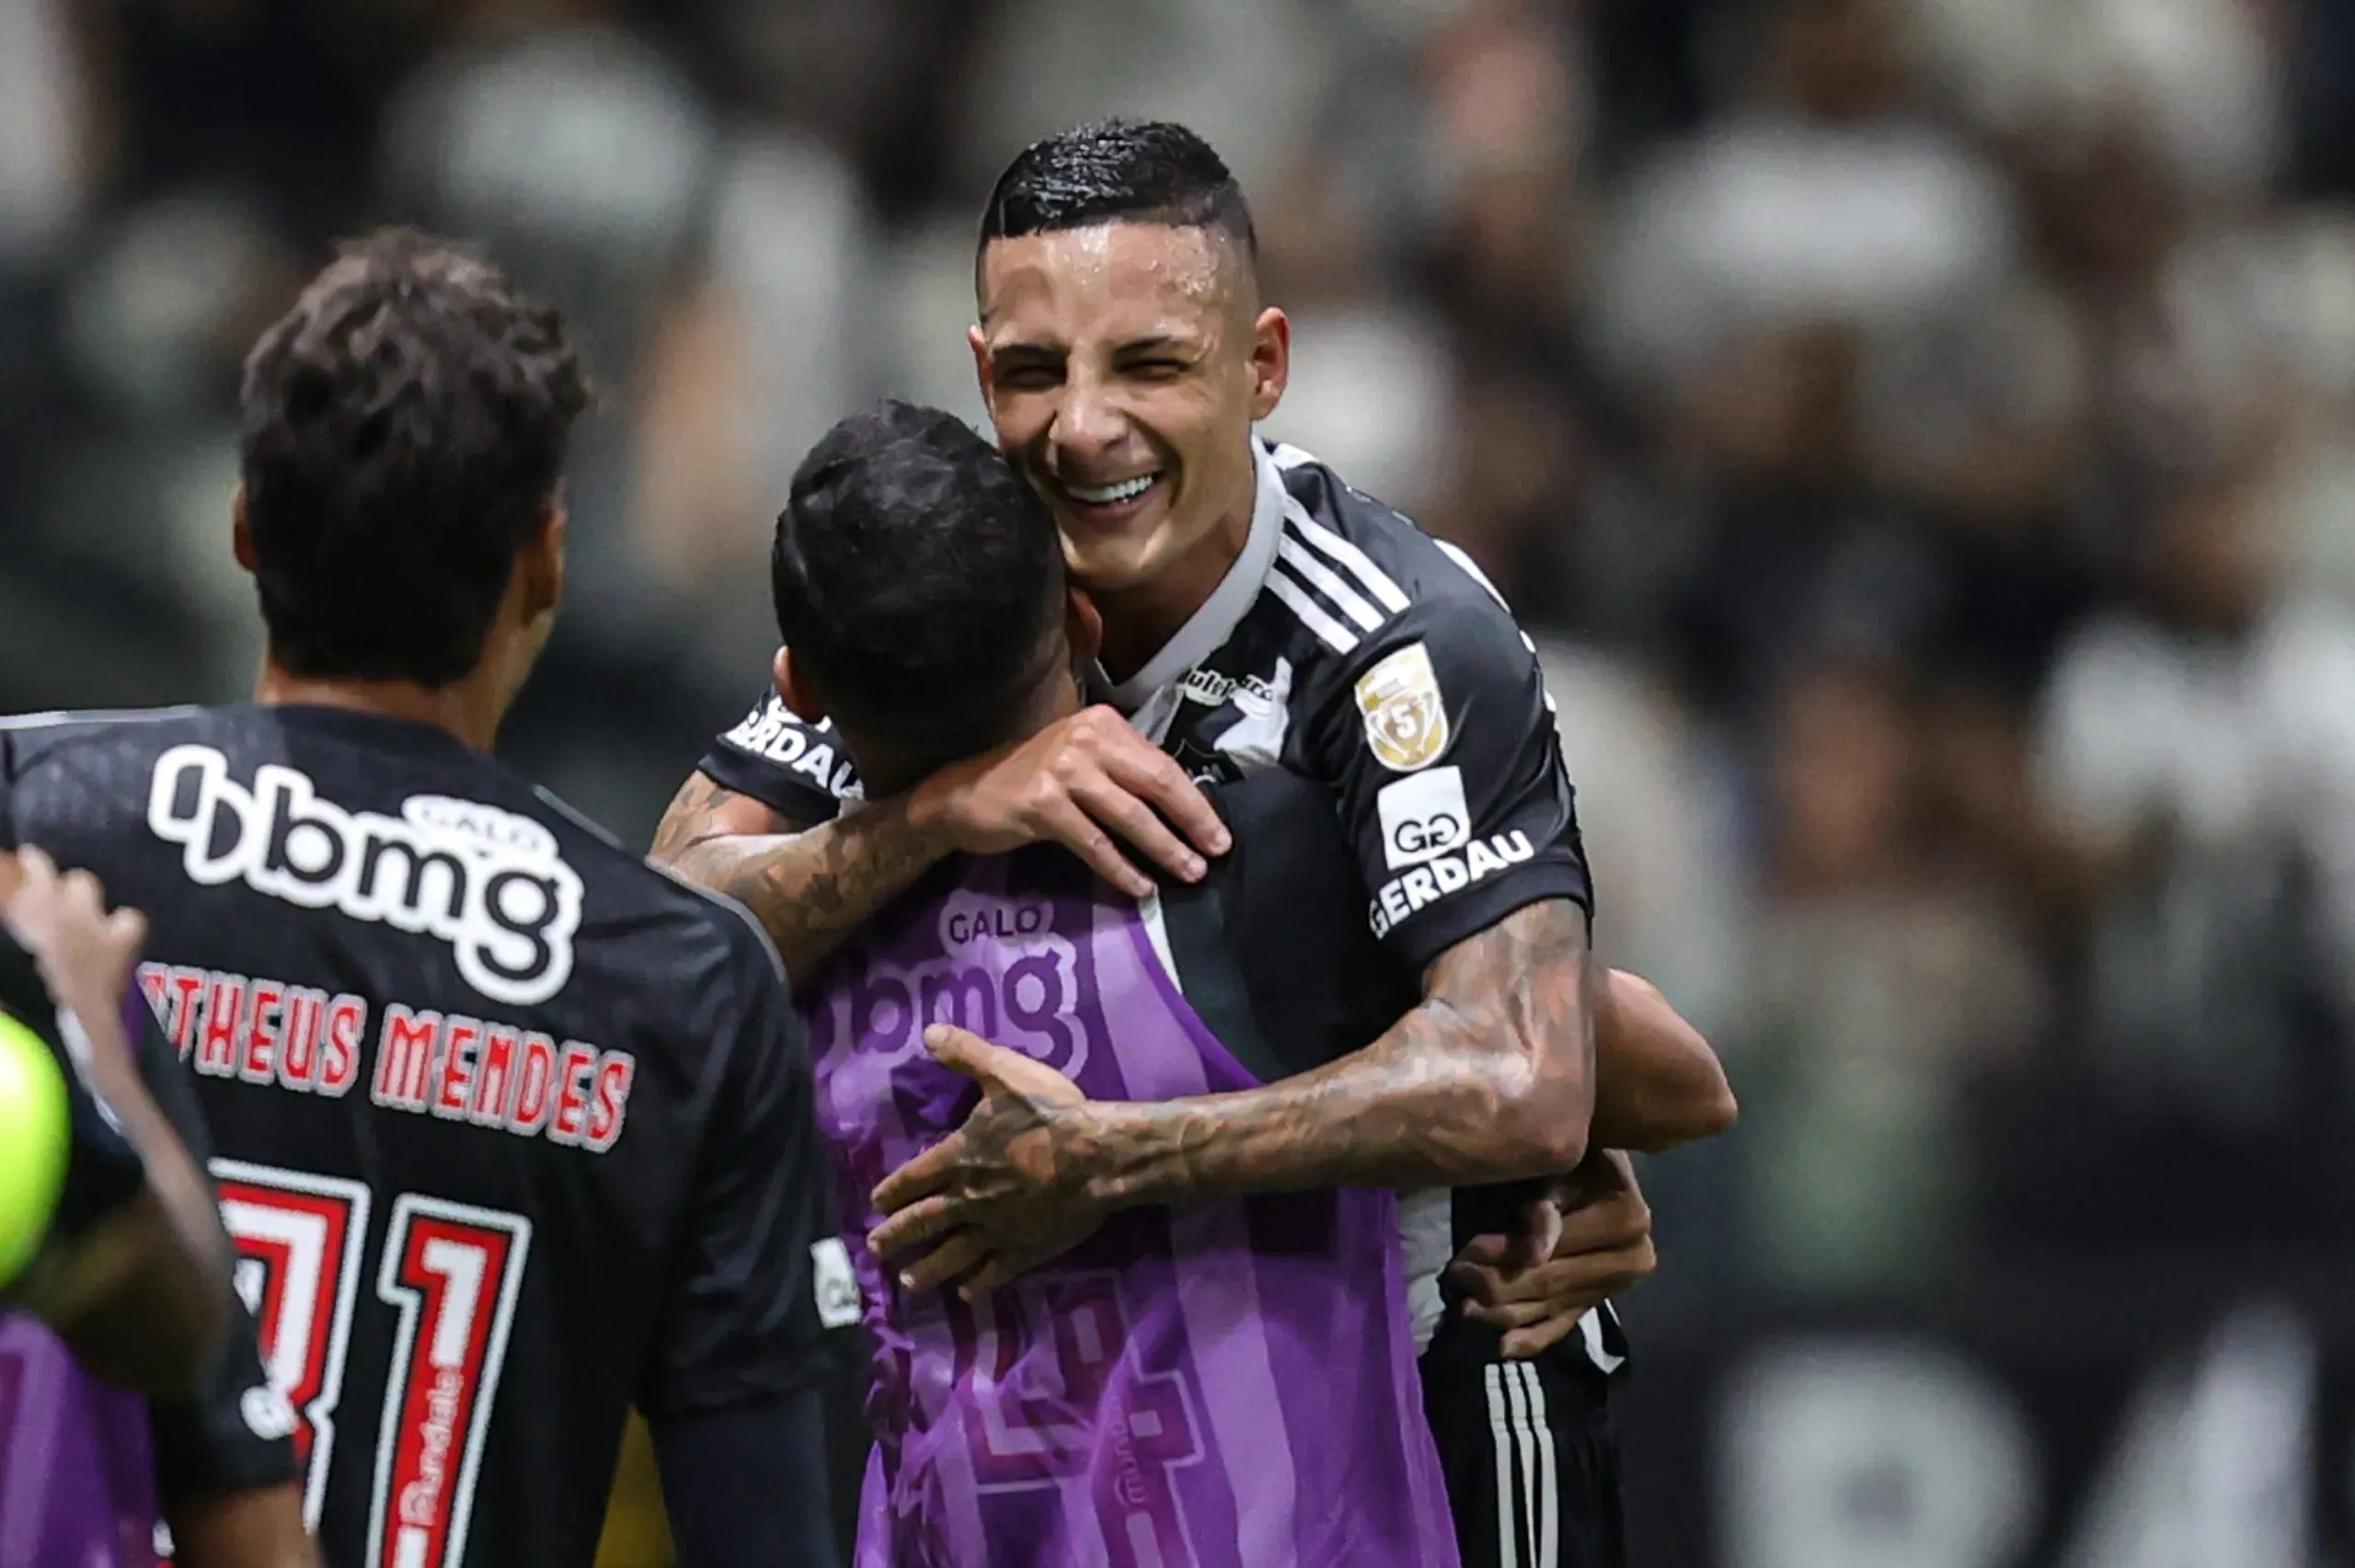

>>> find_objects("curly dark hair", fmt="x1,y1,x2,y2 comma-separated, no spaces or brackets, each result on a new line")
238,227,591,687
772,400,1065,767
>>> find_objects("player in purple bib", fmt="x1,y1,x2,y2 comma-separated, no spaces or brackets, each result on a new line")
0,1312,163,1568
778,404,1458,1566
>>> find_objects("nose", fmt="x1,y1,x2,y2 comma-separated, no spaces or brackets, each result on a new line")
1051,366,1129,458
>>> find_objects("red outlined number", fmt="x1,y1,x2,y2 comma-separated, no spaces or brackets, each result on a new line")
213,1161,371,1531
210,1164,533,1568
368,1196,531,1568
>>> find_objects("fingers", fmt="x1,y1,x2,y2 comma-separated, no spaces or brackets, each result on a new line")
958,1252,1027,1301
1552,1188,1651,1259
1453,1232,1512,1269
1505,1197,1564,1273
896,1230,991,1296
1067,773,1207,887
1501,1312,1588,1361
867,1194,959,1263
1451,1237,1657,1313
922,1024,1005,1081
871,1142,959,1217
1092,730,1229,859
1035,795,1155,899
106,908,148,951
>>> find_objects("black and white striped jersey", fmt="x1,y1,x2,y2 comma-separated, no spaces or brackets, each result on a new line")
700,436,1626,1375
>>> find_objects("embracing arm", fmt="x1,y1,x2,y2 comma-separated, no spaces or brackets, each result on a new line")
650,773,952,987
1590,969,1735,1152
1090,898,1595,1201
870,898,1597,1290
1084,899,1594,1201
651,709,1231,988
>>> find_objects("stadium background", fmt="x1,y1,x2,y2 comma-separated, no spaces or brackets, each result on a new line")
6,0,2355,1562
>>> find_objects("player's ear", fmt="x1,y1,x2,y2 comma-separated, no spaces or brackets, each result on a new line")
1064,589,1104,665
1247,305,1290,422
232,486,257,574
968,324,993,415
518,501,567,624
773,647,828,725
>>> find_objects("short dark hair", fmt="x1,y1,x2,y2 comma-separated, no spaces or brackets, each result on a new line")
979,119,1258,265
238,227,591,687
772,401,1065,765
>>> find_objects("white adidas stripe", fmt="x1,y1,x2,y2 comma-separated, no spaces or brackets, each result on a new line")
1264,564,1360,655
1281,497,1412,615
1485,1362,1564,1568
1519,1363,1559,1568
1275,529,1385,633
1484,1365,1521,1568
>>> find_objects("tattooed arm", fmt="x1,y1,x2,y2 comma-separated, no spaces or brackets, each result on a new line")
649,772,953,989
1086,898,1595,1196
651,708,1231,990
871,898,1597,1293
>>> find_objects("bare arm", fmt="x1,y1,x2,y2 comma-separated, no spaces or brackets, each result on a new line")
650,773,952,987
869,898,1597,1294
651,709,1232,988
166,1483,320,1568
3,850,232,1395
1589,969,1736,1152
1083,898,1597,1199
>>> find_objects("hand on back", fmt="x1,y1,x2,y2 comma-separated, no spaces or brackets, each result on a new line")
911,705,1230,898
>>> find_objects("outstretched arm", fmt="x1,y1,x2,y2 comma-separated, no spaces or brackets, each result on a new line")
870,898,1597,1296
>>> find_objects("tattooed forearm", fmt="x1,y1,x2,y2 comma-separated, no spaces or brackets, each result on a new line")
649,773,757,865
1075,898,1598,1205
656,782,953,988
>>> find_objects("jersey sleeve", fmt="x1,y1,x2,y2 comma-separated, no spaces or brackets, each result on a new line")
149,1319,301,1498
638,925,833,1418
1311,593,1594,974
696,689,860,827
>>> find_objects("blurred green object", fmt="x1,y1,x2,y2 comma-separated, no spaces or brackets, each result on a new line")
0,1010,72,1292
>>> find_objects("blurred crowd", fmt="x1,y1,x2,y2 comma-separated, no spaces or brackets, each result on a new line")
5,0,2355,1322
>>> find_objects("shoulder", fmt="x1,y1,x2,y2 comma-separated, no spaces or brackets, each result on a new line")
1261,444,1545,727
1262,442,1535,687
1266,441,1523,631
532,784,790,994
1,705,206,784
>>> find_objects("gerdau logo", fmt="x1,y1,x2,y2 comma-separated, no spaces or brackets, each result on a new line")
146,745,582,1006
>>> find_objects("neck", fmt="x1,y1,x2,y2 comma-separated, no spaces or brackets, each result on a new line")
1092,475,1257,685
856,667,1087,801
253,663,502,752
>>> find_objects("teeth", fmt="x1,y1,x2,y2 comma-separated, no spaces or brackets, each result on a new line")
1069,474,1156,506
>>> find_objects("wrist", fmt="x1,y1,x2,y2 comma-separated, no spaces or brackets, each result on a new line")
899,773,971,857
1068,1102,1157,1213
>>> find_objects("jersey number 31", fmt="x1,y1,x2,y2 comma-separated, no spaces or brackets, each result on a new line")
213,1161,533,1568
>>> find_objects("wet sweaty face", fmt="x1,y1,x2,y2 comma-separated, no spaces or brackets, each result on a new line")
974,223,1265,597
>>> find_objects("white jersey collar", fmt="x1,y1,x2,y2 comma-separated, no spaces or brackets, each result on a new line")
1104,439,1285,714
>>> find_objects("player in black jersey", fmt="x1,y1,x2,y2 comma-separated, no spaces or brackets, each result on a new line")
653,125,1733,1568
710,398,1726,1567
4,230,840,1568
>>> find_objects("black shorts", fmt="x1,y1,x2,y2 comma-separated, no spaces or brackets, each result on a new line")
1419,1331,1626,1568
